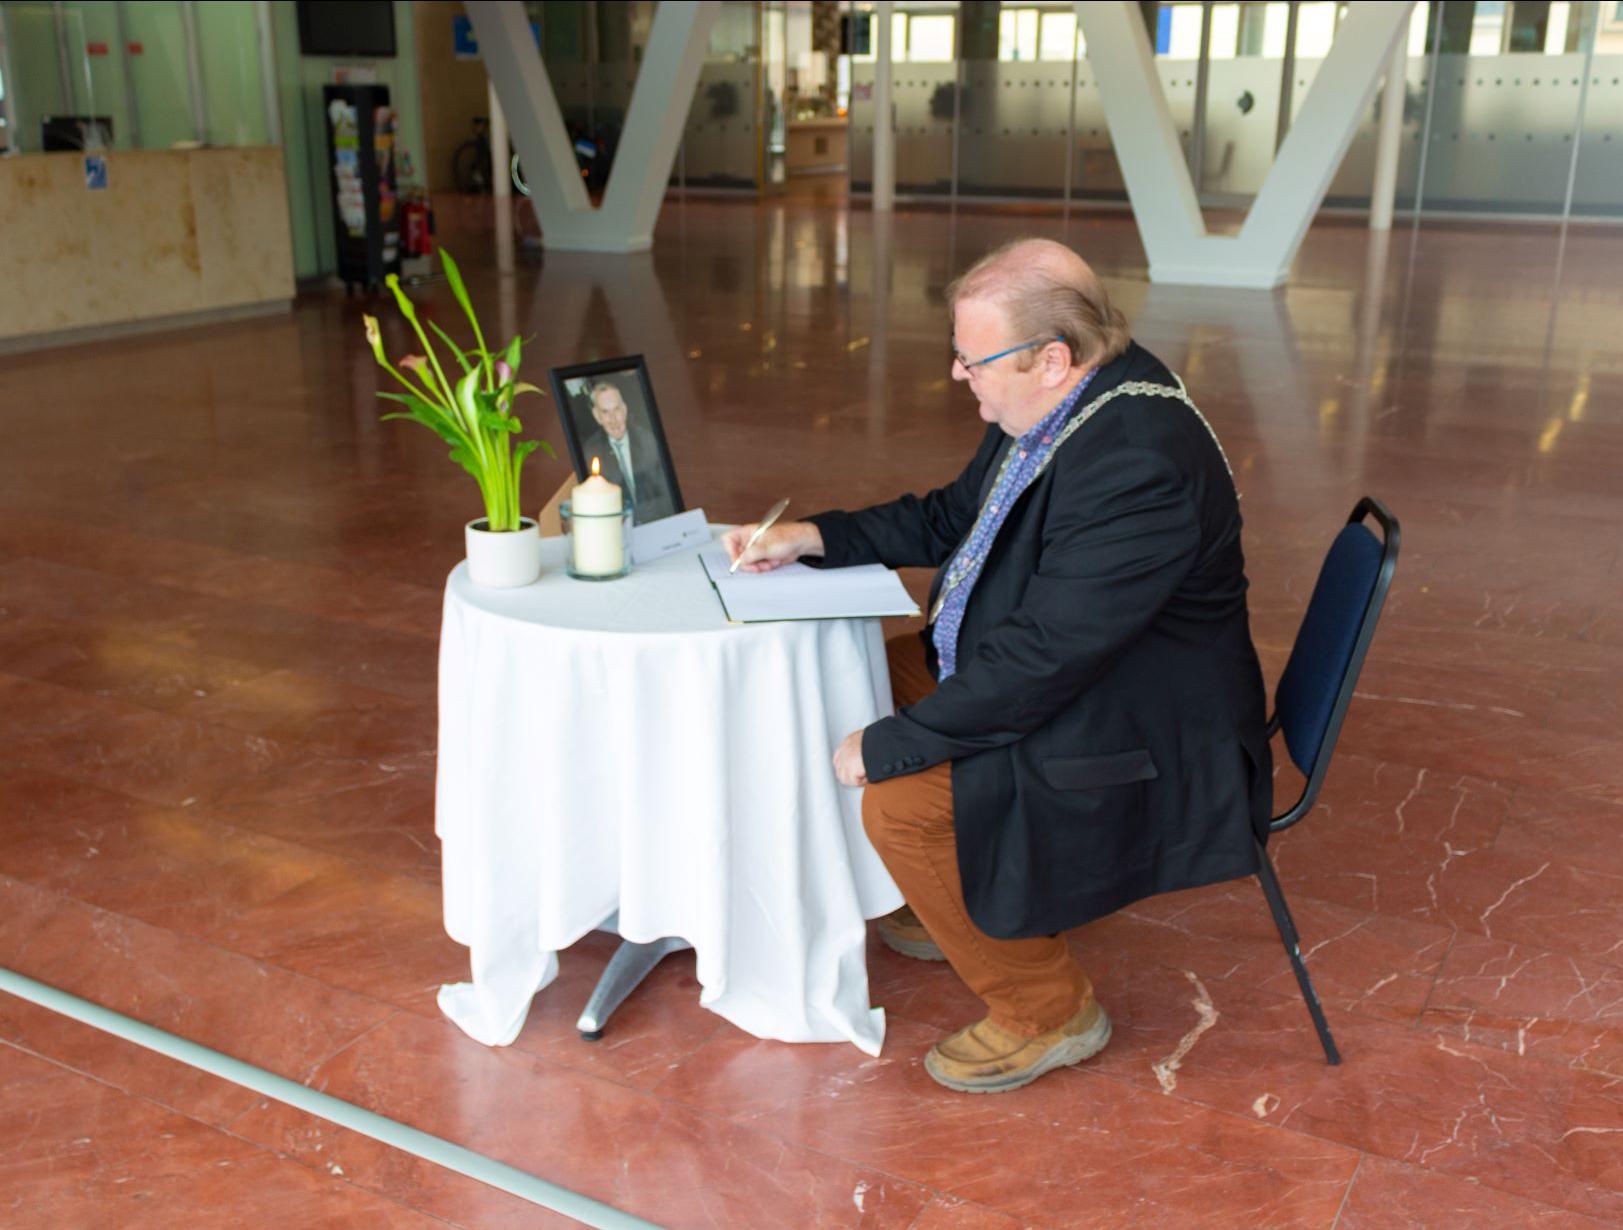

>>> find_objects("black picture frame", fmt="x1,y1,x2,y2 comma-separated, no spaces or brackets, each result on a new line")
548,355,686,526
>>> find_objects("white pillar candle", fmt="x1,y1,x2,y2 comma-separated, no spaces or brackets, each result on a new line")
571,458,625,576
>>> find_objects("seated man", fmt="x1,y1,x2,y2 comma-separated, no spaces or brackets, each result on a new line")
724,238,1271,1094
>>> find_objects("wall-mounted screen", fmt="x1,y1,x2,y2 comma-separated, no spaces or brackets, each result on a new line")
296,1,397,58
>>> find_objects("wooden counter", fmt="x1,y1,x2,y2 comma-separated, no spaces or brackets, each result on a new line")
0,147,295,349
785,118,849,176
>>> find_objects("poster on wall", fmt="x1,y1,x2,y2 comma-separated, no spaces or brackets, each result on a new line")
451,14,540,59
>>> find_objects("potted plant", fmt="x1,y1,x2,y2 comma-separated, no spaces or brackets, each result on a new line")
362,249,553,587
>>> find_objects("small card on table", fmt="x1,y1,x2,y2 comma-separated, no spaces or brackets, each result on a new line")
630,509,711,564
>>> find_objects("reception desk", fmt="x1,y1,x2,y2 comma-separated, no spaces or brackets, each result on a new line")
785,118,848,177
0,147,295,351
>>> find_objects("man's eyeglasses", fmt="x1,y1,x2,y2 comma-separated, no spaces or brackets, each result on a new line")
950,336,1063,372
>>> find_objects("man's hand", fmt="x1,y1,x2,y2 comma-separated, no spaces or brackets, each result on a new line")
722,520,824,573
833,729,868,788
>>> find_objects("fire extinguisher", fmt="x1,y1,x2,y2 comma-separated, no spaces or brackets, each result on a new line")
402,193,434,257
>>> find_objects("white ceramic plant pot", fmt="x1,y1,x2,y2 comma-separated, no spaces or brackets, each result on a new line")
465,517,542,588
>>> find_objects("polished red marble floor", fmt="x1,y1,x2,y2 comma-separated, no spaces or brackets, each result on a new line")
2,194,1622,1228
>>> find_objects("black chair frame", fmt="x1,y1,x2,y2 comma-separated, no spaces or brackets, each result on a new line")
1257,496,1400,1066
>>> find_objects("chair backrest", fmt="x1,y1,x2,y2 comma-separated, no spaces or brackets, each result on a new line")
1271,497,1400,831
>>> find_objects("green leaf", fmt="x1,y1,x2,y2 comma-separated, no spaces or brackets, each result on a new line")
376,391,463,439
511,439,540,499
376,389,451,416
503,335,522,374
439,249,488,357
381,409,464,449
447,445,484,480
476,409,521,434
427,320,475,374
510,381,547,398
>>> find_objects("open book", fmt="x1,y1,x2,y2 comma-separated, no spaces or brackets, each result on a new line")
699,544,920,624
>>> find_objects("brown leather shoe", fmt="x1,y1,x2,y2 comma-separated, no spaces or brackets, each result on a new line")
877,904,946,961
924,1000,1112,1093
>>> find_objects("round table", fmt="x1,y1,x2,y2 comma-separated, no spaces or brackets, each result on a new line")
435,530,904,1055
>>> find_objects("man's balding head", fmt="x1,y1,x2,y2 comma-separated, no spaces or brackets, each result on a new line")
953,237,1097,299
947,237,1129,371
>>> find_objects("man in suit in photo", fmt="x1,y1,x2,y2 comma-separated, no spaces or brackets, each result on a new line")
724,238,1271,1093
579,380,676,523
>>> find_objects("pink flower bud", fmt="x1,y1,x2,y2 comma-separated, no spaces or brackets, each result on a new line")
495,360,513,385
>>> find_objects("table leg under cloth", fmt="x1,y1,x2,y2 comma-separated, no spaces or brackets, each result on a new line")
575,932,693,1040
435,879,901,1054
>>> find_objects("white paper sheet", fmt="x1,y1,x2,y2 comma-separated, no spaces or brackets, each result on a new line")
699,544,920,623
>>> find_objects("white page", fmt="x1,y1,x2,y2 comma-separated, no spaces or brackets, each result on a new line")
699,544,920,622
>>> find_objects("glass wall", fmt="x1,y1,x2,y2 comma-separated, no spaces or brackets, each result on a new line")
55,2,130,144
1401,0,1623,216
2,3,62,152
534,0,655,186
845,0,1623,221
0,0,269,153
958,2,1073,198
196,0,270,148
122,1,193,149
1574,1,1623,215
849,2,962,193
537,0,762,191
0,13,9,153
683,0,762,186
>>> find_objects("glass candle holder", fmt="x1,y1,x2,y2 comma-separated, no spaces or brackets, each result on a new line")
561,500,634,581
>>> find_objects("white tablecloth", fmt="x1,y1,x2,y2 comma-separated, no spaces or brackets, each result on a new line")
435,530,904,1054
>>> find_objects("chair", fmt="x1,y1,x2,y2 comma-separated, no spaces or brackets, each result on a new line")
1258,497,1401,1065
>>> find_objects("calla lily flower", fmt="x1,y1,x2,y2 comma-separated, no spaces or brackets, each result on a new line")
400,354,429,375
384,273,419,323
494,360,513,385
363,315,384,364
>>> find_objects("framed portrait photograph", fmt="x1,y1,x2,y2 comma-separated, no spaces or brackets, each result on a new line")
549,355,686,526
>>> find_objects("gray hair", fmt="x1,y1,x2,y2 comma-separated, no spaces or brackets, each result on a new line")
946,238,1130,370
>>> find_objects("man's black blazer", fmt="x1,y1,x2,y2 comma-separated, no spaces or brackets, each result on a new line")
581,420,676,523
808,342,1271,939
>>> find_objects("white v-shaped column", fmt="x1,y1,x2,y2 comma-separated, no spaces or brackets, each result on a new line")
1077,1,1414,288
466,1,720,253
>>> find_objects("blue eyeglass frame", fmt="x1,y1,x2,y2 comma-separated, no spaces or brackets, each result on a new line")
952,335,1064,371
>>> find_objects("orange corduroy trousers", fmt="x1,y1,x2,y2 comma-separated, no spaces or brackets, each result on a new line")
861,635,1094,1036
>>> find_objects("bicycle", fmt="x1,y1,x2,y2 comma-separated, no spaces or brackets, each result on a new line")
451,115,608,197
451,116,495,194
